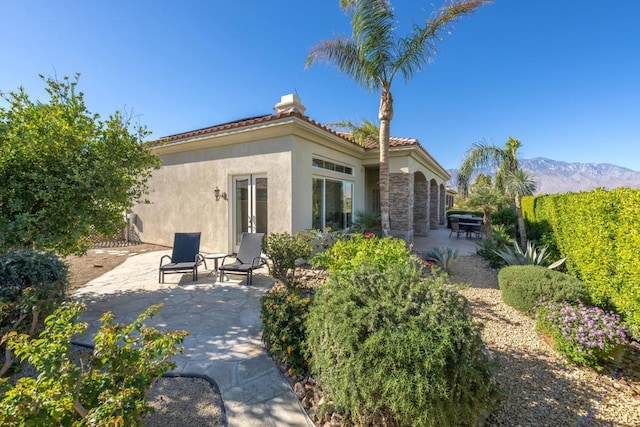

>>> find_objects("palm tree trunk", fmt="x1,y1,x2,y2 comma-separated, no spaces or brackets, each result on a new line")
482,207,493,239
378,86,393,237
515,193,527,249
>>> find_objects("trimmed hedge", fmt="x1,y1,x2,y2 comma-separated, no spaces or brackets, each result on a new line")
498,265,591,315
522,188,640,337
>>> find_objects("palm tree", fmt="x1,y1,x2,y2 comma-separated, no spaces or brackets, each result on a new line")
465,183,508,238
458,136,522,197
458,136,536,248
307,0,492,236
327,118,379,146
504,168,537,248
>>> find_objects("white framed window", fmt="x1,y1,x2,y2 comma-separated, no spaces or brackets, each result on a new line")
312,157,354,175
312,177,353,231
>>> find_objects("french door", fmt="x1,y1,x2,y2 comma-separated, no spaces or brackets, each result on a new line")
233,174,267,250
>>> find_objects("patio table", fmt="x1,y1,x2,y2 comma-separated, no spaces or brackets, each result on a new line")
202,252,228,276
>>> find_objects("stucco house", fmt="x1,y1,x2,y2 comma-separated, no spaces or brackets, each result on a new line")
131,94,450,253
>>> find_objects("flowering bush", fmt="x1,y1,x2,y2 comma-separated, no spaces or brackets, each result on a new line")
261,288,313,375
416,254,439,277
535,300,628,370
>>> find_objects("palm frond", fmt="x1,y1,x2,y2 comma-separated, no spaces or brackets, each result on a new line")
306,38,378,91
504,168,537,198
395,0,489,81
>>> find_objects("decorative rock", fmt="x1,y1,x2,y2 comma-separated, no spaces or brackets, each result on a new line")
294,381,305,399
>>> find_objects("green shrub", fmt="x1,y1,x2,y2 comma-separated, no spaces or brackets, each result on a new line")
0,302,188,426
535,301,628,370
311,234,416,277
349,210,381,236
491,207,517,229
0,250,69,375
263,231,314,290
476,223,514,269
476,237,506,269
307,261,496,426
260,288,313,375
498,265,592,316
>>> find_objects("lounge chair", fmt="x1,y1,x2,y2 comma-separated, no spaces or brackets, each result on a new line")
159,232,204,283
218,233,266,285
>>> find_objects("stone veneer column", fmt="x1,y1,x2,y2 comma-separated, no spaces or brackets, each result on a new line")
389,172,413,241
414,176,429,236
429,180,439,229
439,184,446,225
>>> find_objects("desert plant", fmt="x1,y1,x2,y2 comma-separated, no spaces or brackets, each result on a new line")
535,300,628,370
0,302,188,426
307,260,496,426
490,223,515,247
498,265,592,316
421,246,459,273
476,223,515,268
493,241,566,269
349,210,381,236
263,231,314,290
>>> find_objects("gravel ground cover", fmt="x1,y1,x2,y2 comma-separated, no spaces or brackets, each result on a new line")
449,255,640,426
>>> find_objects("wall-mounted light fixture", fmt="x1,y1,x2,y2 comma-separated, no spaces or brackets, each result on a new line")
214,186,228,201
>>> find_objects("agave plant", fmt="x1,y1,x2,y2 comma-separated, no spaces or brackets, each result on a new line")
350,210,381,236
493,241,566,269
422,246,460,272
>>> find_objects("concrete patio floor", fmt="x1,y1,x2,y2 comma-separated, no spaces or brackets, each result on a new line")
70,225,478,426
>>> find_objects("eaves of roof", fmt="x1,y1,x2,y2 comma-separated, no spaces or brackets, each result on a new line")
145,110,356,148
144,111,450,180
365,137,451,179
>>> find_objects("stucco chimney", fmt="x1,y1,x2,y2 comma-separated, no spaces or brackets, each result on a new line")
274,93,306,115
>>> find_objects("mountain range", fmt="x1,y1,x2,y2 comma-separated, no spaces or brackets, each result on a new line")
446,157,640,195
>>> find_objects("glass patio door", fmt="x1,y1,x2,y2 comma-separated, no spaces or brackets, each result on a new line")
233,175,267,250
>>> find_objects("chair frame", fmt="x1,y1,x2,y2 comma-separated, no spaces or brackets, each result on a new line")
449,219,466,239
159,232,204,283
218,233,266,285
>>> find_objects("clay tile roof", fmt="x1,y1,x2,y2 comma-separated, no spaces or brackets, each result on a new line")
362,136,448,177
146,110,354,148
362,136,418,149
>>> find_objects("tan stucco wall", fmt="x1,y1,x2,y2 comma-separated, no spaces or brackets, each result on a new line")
132,118,366,253
132,136,294,253
131,115,446,251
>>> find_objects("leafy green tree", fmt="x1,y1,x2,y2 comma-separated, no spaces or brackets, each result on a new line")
465,184,508,237
471,173,492,191
307,0,492,236
0,74,160,255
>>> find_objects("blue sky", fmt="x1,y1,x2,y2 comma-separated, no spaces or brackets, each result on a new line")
2,1,639,171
